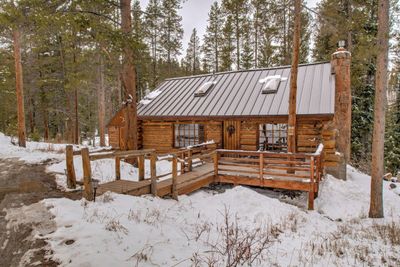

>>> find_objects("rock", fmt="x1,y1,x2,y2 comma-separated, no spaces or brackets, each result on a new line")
383,173,392,181
389,183,397,189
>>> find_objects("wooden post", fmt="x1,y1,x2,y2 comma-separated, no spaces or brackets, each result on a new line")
188,149,193,171
213,151,219,181
259,153,264,184
150,153,157,196
308,156,315,210
172,155,178,200
138,155,145,181
180,152,185,174
81,148,93,201
288,0,301,154
115,156,121,180
66,145,77,189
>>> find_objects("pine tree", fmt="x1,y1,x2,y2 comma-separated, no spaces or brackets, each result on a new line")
145,0,162,88
222,0,251,70
202,1,224,73
160,0,183,76
313,0,379,170
240,21,253,69
275,0,310,65
184,28,201,75
220,15,235,71
369,0,389,219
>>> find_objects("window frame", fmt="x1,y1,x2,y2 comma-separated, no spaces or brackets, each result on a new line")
173,123,206,148
258,123,288,152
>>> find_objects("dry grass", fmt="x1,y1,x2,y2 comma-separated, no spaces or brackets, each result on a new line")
301,219,400,266
190,207,301,267
100,192,114,203
105,218,129,235
36,144,65,154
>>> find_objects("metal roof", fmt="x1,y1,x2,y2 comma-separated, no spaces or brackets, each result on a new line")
138,62,335,118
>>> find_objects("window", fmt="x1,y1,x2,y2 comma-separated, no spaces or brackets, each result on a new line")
174,124,205,148
259,75,287,94
194,81,216,97
259,123,287,151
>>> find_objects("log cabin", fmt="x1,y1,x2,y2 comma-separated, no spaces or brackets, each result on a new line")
107,48,351,179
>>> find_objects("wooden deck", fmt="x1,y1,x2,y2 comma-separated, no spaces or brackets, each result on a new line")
67,143,324,210
97,163,215,197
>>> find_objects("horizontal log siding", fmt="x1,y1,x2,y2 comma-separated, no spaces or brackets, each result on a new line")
237,119,338,168
141,121,223,152
297,120,338,168
142,122,174,153
205,122,223,148
108,126,120,148
240,121,258,150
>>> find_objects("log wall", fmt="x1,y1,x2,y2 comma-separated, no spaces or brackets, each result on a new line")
108,117,339,169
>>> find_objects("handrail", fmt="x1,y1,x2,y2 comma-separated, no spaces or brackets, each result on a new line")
216,143,324,158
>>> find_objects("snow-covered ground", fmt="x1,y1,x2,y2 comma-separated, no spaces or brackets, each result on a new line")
40,169,400,267
2,133,400,266
0,133,110,164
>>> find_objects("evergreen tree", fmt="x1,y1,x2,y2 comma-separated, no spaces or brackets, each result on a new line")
222,0,251,70
313,0,379,171
184,28,201,75
220,15,235,71
160,0,184,75
202,1,224,73
240,21,253,69
275,0,311,65
144,0,162,88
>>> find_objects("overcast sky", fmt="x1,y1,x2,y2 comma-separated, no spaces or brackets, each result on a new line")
139,0,320,54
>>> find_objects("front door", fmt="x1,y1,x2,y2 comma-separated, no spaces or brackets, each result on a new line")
223,121,240,150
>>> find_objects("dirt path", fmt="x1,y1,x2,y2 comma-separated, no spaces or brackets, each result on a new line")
0,158,79,267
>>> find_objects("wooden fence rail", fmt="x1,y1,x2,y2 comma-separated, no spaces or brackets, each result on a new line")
214,144,324,210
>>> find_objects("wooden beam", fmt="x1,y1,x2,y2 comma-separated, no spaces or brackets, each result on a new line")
308,156,315,210
66,145,77,189
115,156,121,180
150,153,157,196
187,149,193,171
172,156,178,200
138,155,145,181
81,148,93,200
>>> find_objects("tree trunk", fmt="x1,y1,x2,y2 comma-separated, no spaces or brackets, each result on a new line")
13,29,26,147
97,53,106,146
369,0,389,218
120,0,138,151
288,0,301,153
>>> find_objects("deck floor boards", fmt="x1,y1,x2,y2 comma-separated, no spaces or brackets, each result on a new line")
97,163,215,197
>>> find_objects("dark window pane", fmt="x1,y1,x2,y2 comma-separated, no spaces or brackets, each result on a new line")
174,124,205,148
258,123,287,152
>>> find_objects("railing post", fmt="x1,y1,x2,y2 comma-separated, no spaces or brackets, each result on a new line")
188,149,193,171
308,156,315,210
150,153,157,196
115,156,121,180
81,148,93,201
213,151,219,180
259,153,264,184
66,145,76,189
138,155,145,181
172,155,178,200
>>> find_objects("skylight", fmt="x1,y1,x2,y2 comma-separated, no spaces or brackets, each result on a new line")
259,75,287,94
194,81,216,97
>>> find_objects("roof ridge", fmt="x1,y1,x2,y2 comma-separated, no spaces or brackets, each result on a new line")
165,61,331,81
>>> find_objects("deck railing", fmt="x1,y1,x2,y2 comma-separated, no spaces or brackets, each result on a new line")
213,144,324,210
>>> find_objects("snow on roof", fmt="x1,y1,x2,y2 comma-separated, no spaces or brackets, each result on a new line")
139,88,162,105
